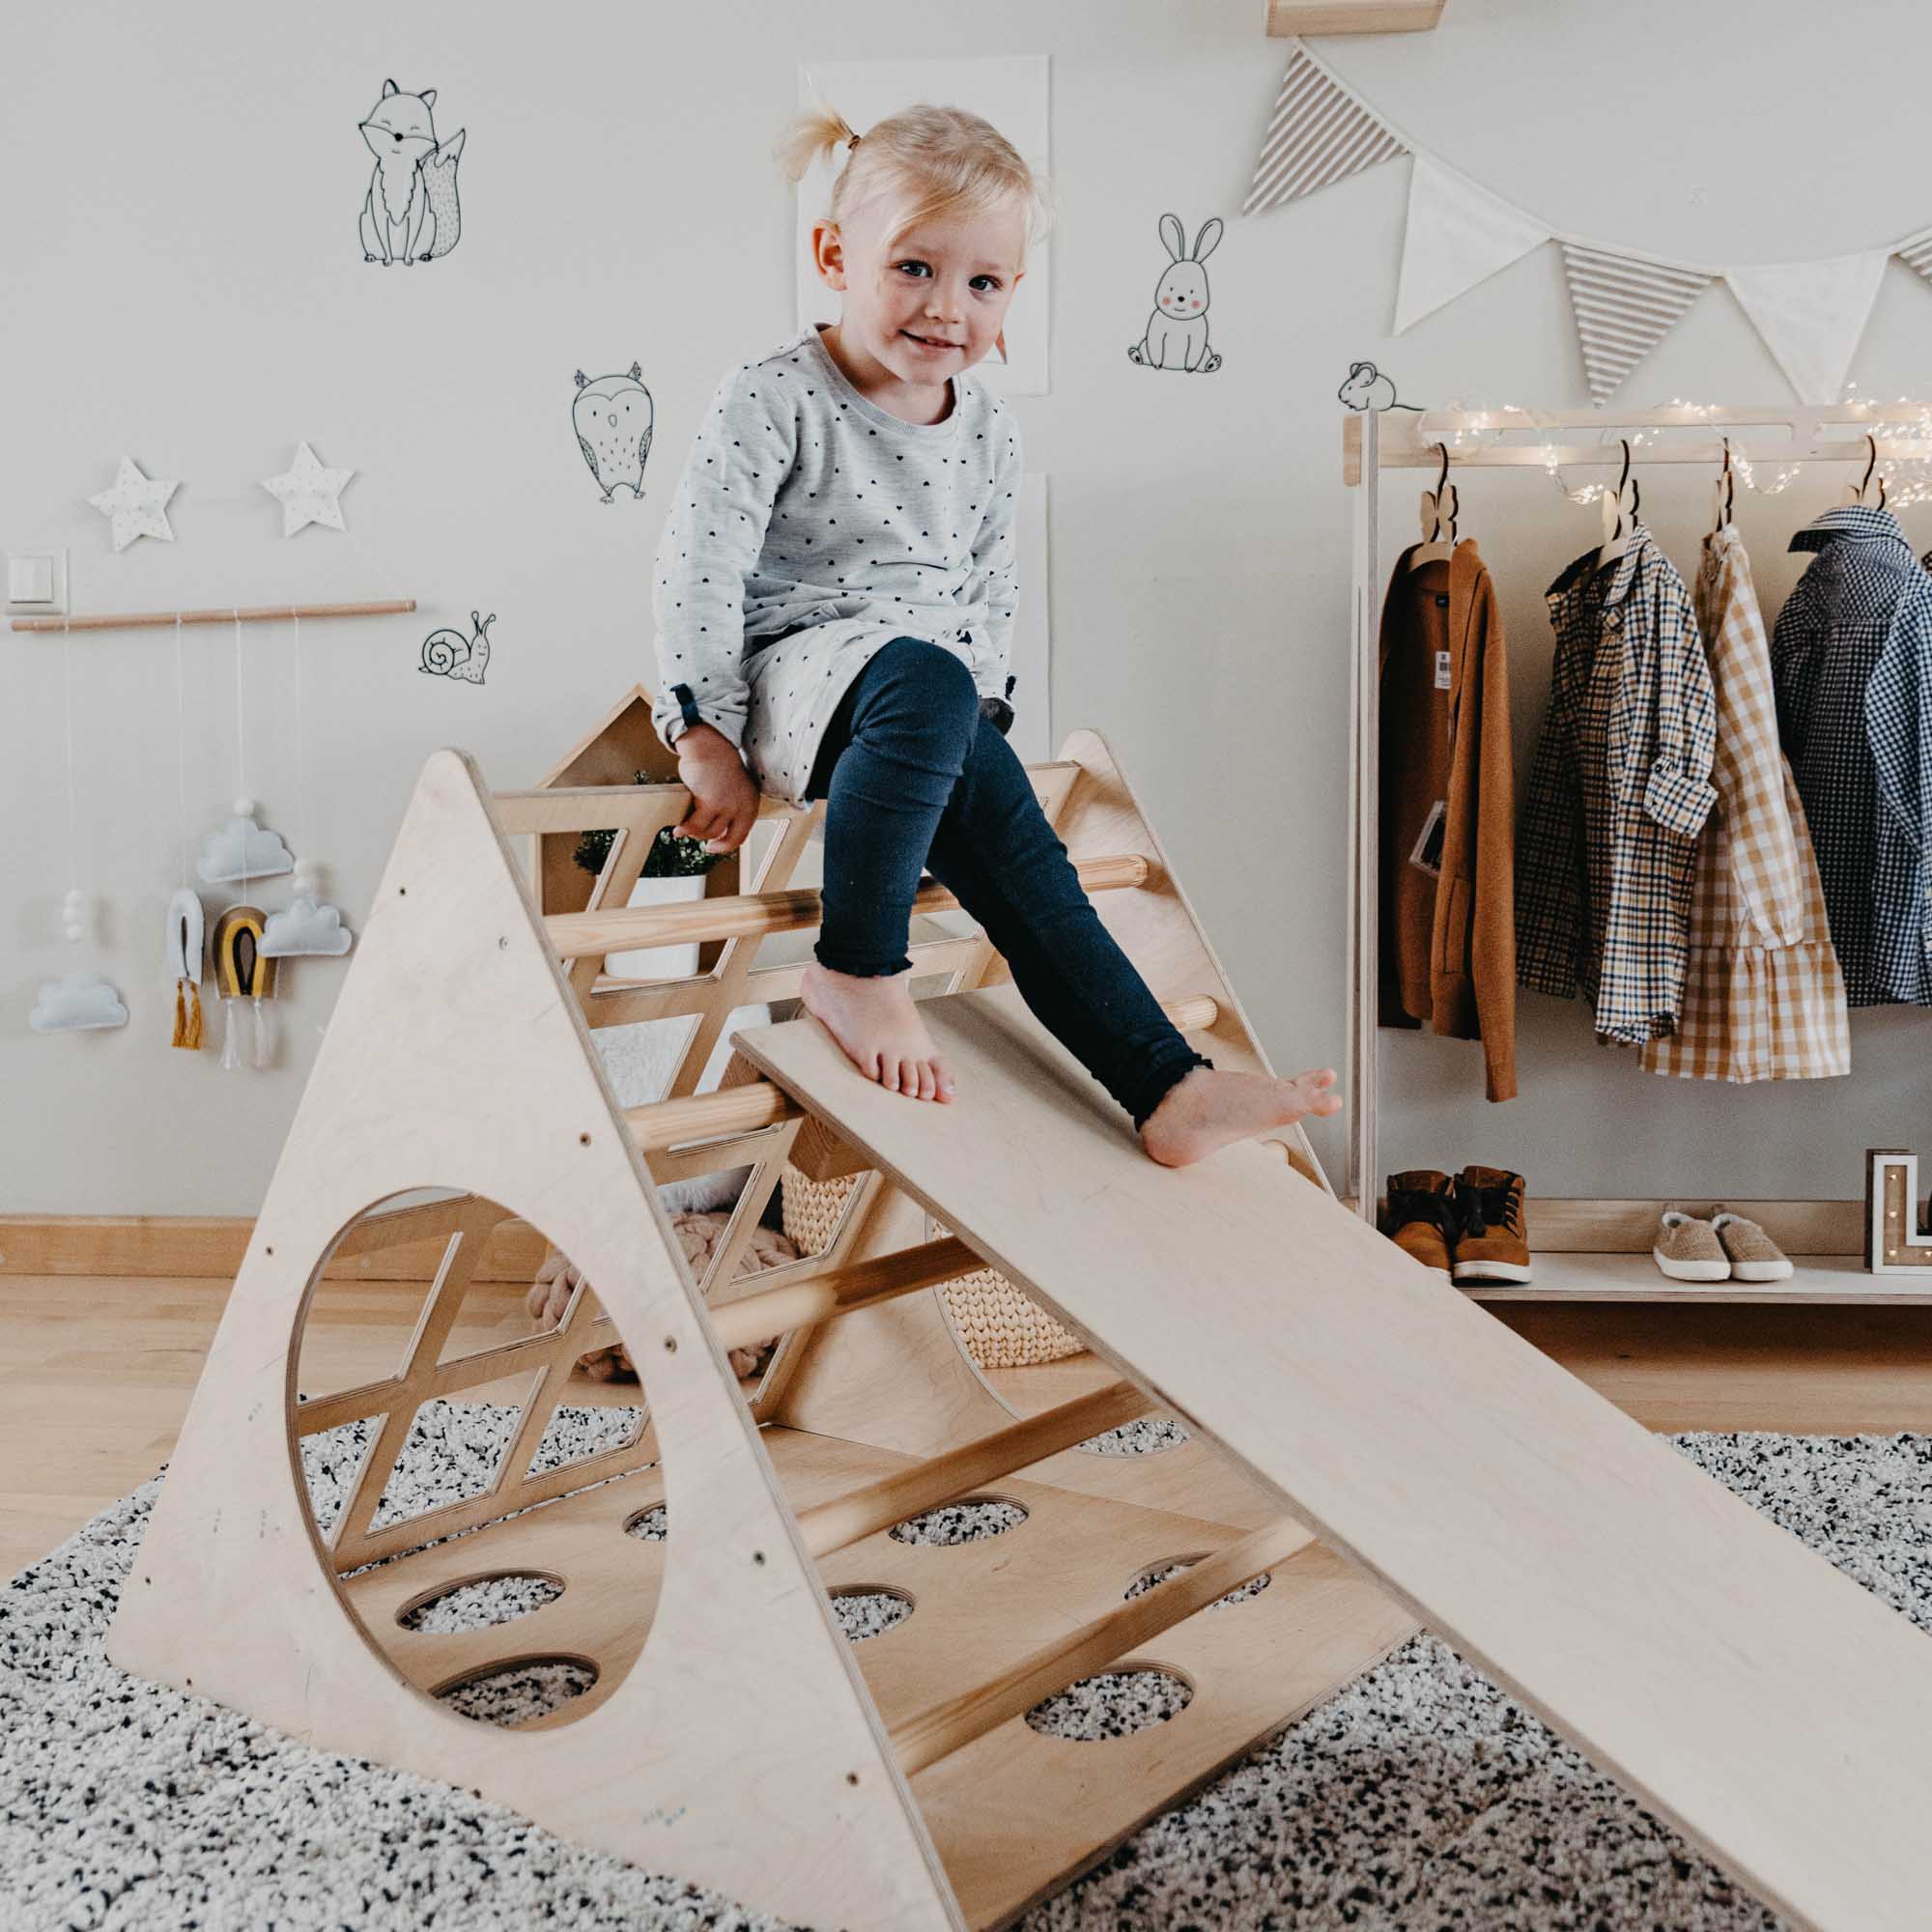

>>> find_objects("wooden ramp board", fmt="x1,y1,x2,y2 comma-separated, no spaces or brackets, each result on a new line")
734,985,1932,1932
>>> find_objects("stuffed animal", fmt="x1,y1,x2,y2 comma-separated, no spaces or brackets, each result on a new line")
526,1211,800,1381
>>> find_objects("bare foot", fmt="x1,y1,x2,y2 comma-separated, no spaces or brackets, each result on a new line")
1140,1065,1342,1169
800,960,958,1101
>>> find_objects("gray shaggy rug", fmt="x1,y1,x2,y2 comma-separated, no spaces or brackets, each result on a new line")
7,1406,1930,1930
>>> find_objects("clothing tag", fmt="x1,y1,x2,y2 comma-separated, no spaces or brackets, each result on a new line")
1408,800,1447,877
1434,649,1452,691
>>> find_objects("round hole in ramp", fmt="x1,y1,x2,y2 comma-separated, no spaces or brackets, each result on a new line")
1024,1665,1193,1741
397,1570,564,1633
830,1586,915,1642
888,1496,1027,1546
1124,1554,1271,1610
624,1502,668,1542
1076,1417,1191,1457
435,1655,598,1726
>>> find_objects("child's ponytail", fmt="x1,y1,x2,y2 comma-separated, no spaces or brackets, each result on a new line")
773,99,863,187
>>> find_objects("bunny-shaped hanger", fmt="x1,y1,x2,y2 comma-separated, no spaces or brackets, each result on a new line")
1409,442,1461,571
1845,433,1888,509
1596,440,1640,568
1710,439,1736,537
1127,213,1223,374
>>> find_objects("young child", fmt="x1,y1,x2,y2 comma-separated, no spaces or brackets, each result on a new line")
651,100,1341,1167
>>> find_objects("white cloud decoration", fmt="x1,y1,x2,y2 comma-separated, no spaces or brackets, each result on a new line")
261,895,355,957
197,813,294,885
30,971,129,1033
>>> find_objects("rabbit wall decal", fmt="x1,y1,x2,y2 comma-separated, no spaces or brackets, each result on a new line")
1128,213,1223,373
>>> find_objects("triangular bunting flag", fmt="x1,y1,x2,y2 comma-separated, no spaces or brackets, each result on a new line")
1394,156,1551,334
1725,251,1889,404
1242,42,1406,216
1896,226,1932,286
1560,242,1712,403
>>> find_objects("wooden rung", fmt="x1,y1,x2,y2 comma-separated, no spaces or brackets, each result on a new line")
624,1083,802,1152
542,854,1152,958
708,1234,982,1353
892,1516,1309,1776
797,1380,1151,1560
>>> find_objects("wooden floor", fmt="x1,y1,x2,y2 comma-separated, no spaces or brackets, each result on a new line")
9,1268,1932,1581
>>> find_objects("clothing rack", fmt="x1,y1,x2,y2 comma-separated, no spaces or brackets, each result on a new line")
9,598,415,635
1343,402,1924,1297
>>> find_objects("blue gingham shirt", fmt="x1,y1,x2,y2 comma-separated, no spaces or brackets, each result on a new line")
1773,505,1932,1008
1515,525,1719,1044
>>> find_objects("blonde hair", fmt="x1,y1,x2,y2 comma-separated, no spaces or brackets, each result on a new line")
774,99,1052,262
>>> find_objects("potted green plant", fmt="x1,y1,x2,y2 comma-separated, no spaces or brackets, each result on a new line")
573,779,724,980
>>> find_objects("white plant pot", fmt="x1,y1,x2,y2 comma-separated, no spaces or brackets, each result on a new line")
606,873,706,980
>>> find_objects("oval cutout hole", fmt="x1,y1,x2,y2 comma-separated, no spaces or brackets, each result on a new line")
888,1496,1028,1546
1076,1417,1191,1457
624,1502,668,1542
397,1570,564,1634
436,1655,598,1726
830,1586,914,1643
1124,1555,1271,1611
1024,1665,1194,1741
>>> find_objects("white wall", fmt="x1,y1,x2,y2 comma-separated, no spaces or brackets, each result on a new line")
4,0,1928,1216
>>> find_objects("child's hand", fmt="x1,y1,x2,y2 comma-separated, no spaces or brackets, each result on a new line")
672,724,759,855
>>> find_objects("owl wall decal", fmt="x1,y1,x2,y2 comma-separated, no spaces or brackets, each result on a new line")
574,363,655,501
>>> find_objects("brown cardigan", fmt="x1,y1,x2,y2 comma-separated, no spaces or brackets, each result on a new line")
1378,539,1518,1101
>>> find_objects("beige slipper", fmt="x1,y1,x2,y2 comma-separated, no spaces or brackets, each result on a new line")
1711,1210,1793,1282
1653,1208,1728,1281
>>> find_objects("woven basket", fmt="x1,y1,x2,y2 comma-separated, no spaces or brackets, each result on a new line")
780,1163,1083,1369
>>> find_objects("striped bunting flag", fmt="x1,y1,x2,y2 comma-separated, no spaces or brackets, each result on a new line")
1243,43,1406,216
1896,226,1932,285
1560,242,1712,402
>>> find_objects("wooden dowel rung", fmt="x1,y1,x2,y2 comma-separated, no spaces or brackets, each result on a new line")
544,854,1152,958
797,1380,1151,1560
1164,993,1218,1032
707,1234,982,1353
892,1516,1308,1776
10,599,415,634
624,1083,801,1151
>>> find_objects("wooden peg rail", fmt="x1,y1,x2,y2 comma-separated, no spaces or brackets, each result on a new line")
10,598,416,634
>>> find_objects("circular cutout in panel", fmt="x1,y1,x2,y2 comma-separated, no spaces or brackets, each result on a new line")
1076,1416,1191,1457
829,1586,914,1643
624,1502,668,1542
290,1188,661,1730
435,1655,599,1726
1024,1666,1194,1741
397,1570,565,1634
1124,1555,1271,1610
887,1496,1028,1546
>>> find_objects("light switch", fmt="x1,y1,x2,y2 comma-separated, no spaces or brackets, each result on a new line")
5,548,68,617
9,555,53,604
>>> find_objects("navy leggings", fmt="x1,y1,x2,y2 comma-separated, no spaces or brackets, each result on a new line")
803,636,1212,1131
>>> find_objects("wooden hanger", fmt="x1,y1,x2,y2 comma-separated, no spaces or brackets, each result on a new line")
1710,439,1736,536
1596,440,1639,568
1408,443,1461,570
1844,433,1888,508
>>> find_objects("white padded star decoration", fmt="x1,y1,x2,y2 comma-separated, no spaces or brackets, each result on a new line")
88,456,180,552
260,441,355,536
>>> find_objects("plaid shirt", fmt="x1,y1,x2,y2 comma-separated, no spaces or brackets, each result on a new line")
1641,528,1850,1080
1516,524,1718,1045
1773,505,1932,1008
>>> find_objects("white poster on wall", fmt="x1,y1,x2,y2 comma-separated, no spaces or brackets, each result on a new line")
794,56,1050,396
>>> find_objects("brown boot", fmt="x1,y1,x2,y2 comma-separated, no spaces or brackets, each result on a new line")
1452,1166,1532,1285
1383,1170,1458,1279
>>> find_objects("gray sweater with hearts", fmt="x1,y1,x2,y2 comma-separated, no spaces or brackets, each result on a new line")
649,322,1022,805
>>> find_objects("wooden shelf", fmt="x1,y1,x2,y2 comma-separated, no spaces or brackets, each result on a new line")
1463,1253,1932,1307
1266,0,1443,33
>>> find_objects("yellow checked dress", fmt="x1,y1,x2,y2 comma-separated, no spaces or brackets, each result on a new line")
1641,526,1850,1080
